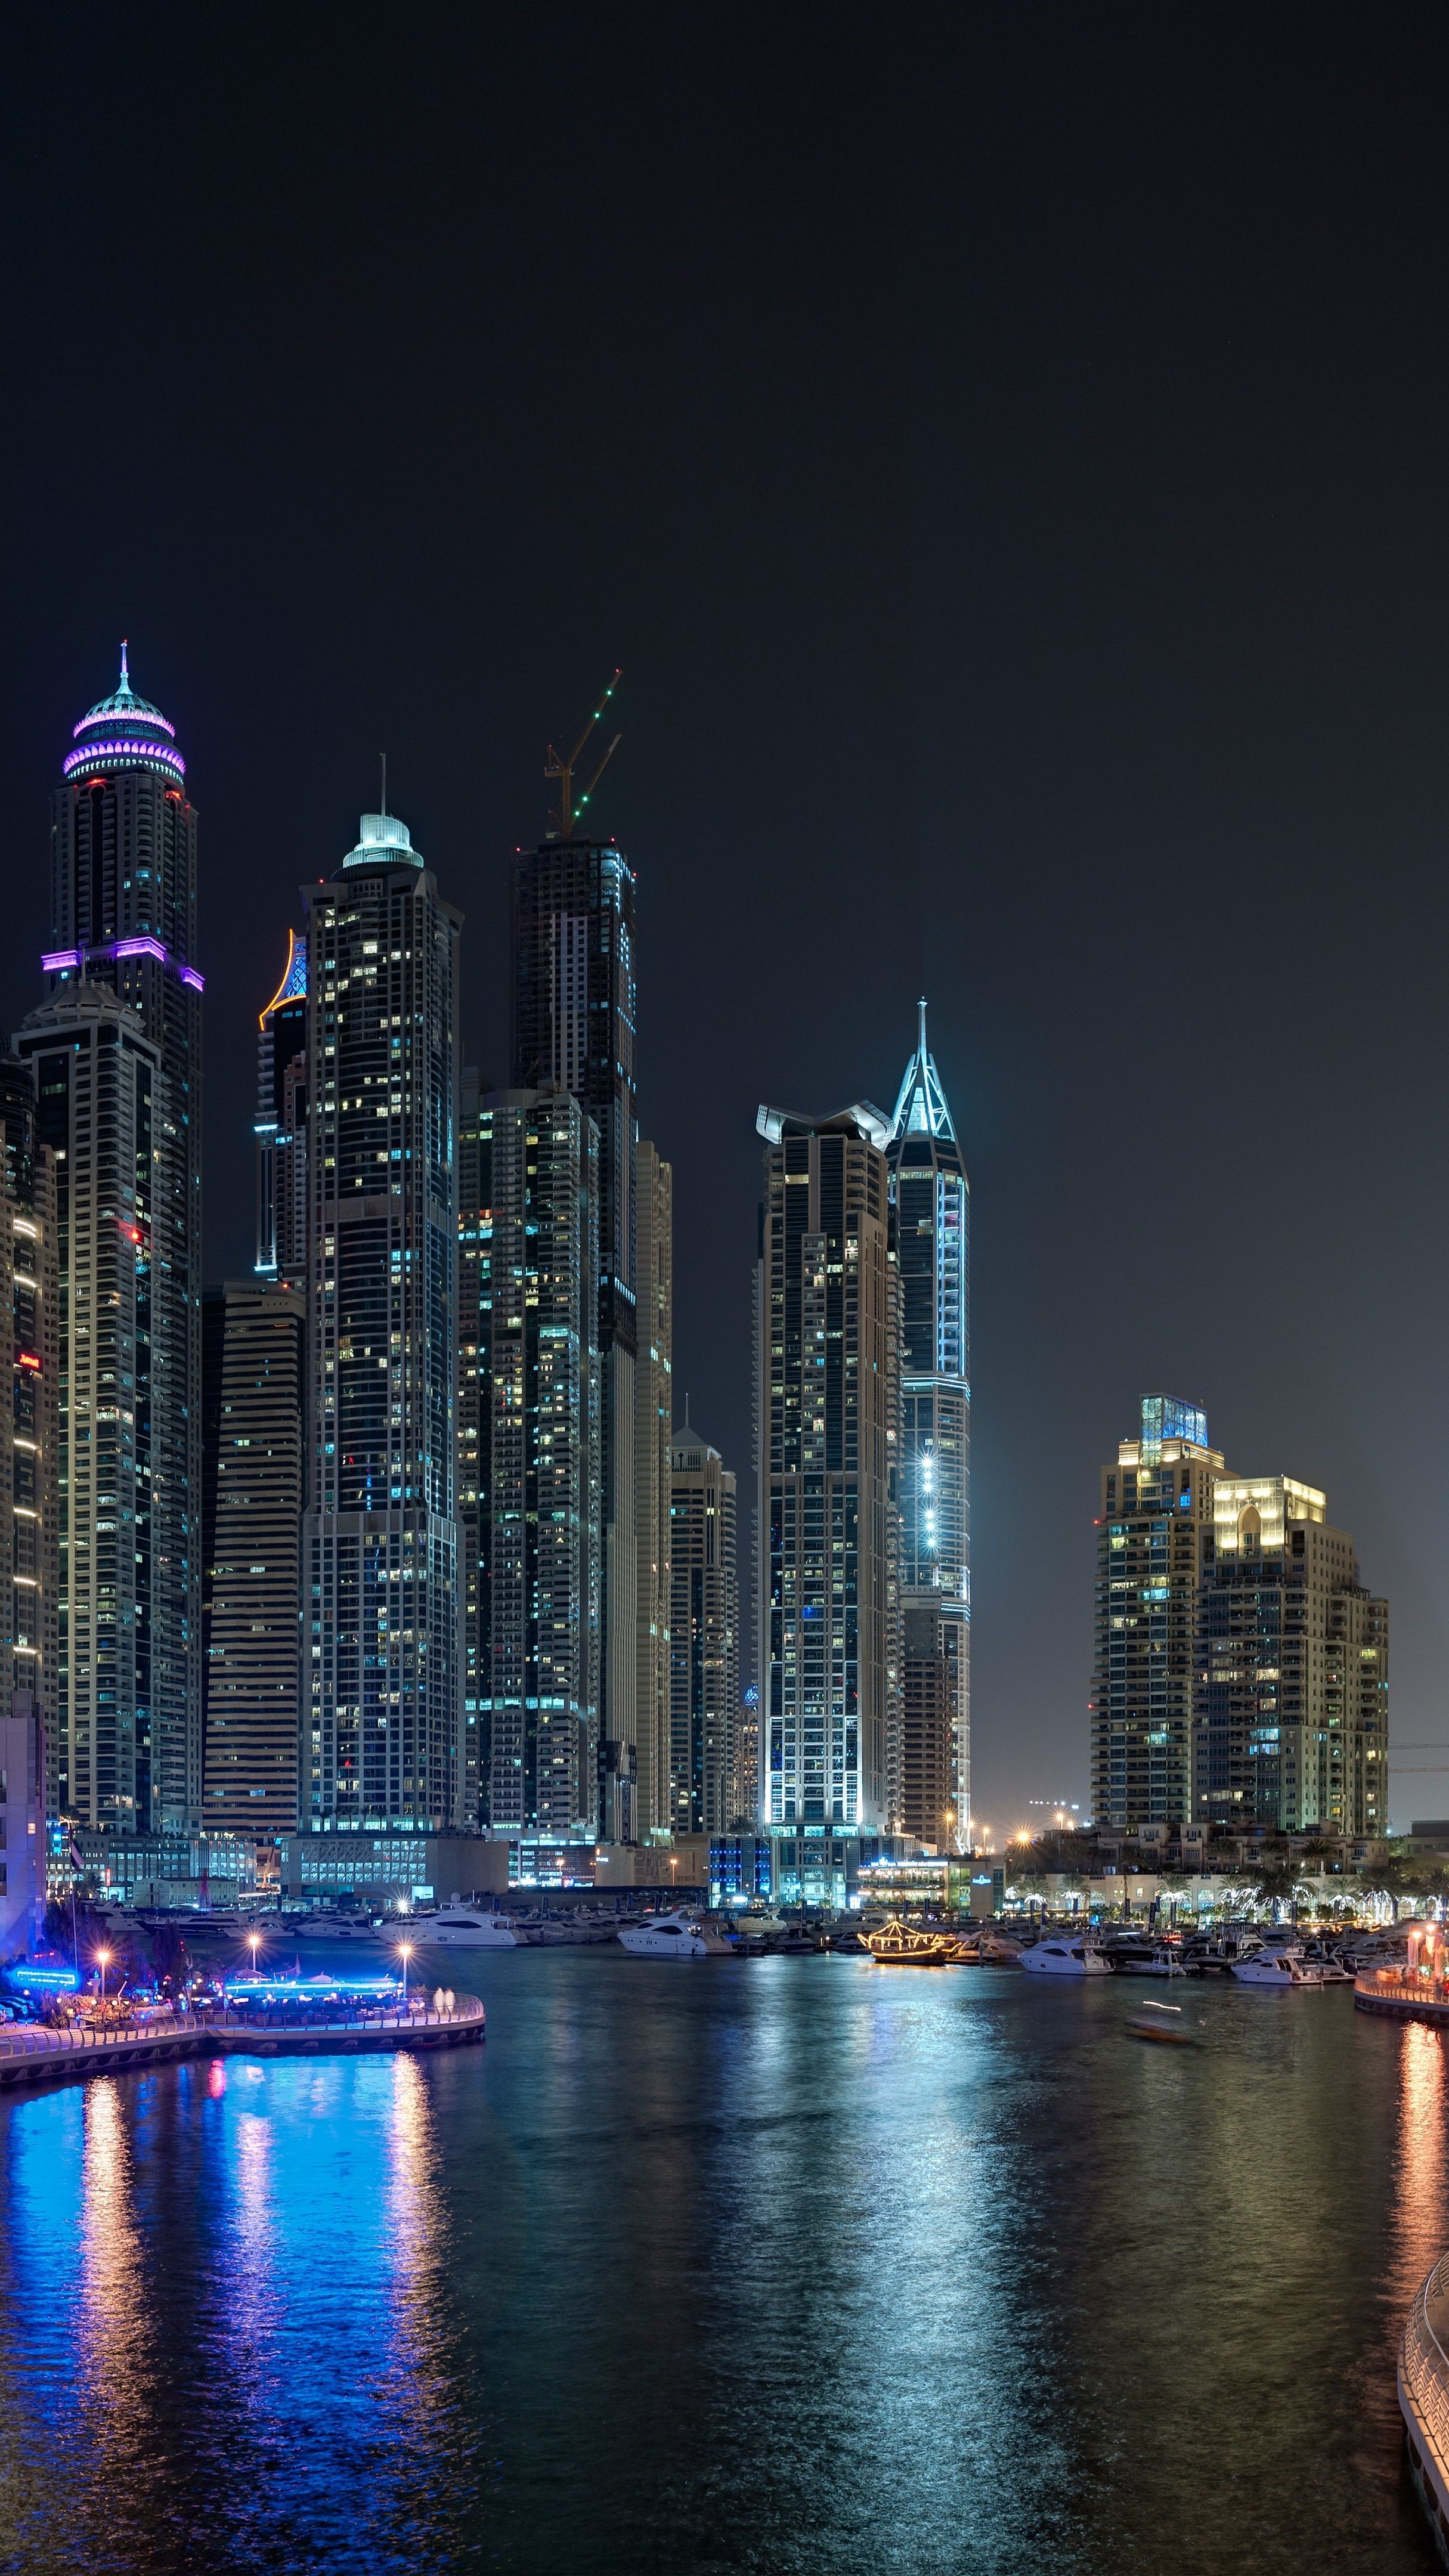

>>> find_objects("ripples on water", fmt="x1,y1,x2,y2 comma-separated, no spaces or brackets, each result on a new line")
0,1956,1439,2576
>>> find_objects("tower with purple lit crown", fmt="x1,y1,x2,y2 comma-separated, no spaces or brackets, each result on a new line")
887,1005,970,1849
35,650,203,1834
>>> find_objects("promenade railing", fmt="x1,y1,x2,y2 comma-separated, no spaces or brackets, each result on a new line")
1403,2253,1449,2475
1356,1965,1449,2007
0,1995,479,2066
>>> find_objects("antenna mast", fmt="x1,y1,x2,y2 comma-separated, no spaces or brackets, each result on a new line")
544,670,622,837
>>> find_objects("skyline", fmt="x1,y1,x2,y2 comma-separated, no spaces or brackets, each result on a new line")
4,10,1449,1832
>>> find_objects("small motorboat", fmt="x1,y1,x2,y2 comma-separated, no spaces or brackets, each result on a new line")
423,1907,519,1950
862,1918,950,1965
618,1912,708,1959
1019,1937,1113,1977
1125,2001,1194,2045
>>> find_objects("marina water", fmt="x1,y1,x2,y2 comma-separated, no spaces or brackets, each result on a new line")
0,1947,1440,2575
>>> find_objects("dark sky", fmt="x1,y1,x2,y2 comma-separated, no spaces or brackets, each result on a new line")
3,5,1448,1833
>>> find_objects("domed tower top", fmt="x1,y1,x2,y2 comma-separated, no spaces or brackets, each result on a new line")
63,641,185,786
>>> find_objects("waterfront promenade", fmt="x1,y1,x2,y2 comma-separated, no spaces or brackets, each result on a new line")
0,1992,484,2089
1355,1965,1449,2027
1401,2252,1449,2562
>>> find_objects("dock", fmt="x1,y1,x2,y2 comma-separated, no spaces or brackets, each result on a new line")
0,1993,485,2091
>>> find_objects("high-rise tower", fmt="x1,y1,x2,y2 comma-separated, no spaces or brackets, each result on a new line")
668,1418,738,1837
1090,1395,1225,1834
0,1054,58,1825
754,1101,901,1899
255,931,308,1286
458,1077,600,1845
41,650,203,1833
634,1141,672,1840
512,832,638,1841
301,812,463,1831
16,990,163,1828
201,1278,305,1834
887,1004,970,1847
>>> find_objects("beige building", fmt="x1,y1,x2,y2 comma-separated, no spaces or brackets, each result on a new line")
634,1143,673,1840
1090,1396,1227,1834
1196,1474,1388,1837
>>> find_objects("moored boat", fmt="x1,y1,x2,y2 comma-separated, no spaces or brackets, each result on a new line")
862,1918,950,1965
618,1912,708,1959
1019,1936,1113,1977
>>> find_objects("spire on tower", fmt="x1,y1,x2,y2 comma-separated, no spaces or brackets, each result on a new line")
119,638,131,693
889,998,956,1143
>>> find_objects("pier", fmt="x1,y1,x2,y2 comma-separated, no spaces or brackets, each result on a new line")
0,1993,485,2091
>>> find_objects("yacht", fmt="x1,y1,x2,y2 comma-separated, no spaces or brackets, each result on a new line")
422,1906,519,1951
1230,1950,1311,1987
291,1911,385,1945
617,1912,708,1959
1019,1936,1113,1977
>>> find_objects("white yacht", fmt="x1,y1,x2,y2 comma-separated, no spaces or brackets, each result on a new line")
422,1907,519,1950
1231,1950,1310,1987
617,1912,708,1959
1019,1936,1113,1977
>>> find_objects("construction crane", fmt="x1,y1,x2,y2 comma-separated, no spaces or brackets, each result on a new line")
544,670,622,838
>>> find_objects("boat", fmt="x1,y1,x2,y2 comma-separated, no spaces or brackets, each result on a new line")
1019,1936,1113,1977
421,1906,519,1950
1125,2001,1194,2045
862,1918,950,1965
291,1912,386,1946
1112,1938,1189,1978
617,1912,708,1959
1230,1950,1311,1987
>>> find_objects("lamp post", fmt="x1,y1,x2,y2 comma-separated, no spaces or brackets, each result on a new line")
95,1948,112,2010
398,1941,413,2017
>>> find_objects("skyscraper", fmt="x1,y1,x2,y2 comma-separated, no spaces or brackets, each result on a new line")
15,989,165,1829
255,931,308,1286
301,812,463,1831
634,1141,672,1840
1196,1473,1388,1836
457,1077,600,1846
42,651,203,1832
887,1003,971,1846
668,1419,738,1837
0,1053,58,1822
512,834,637,1840
900,1595,963,1851
200,1279,305,1834
1090,1395,1225,1835
754,1101,900,1885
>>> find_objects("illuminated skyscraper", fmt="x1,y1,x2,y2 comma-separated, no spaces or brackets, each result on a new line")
41,651,203,1832
887,1003,970,1846
754,1101,900,1890
1196,1473,1388,1837
668,1419,737,1836
16,990,163,1828
634,1141,672,1840
255,931,308,1286
1089,1395,1225,1834
0,1054,58,1821
512,834,638,1840
301,812,463,1830
457,1077,600,1845
200,1279,305,1834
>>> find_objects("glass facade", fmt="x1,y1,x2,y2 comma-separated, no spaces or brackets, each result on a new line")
887,1006,970,1846
301,818,463,1830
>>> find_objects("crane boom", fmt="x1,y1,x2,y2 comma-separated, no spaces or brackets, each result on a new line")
544,669,623,837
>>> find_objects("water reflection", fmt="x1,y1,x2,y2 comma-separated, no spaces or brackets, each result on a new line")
0,1965,1439,2575
1391,2018,1447,2311
79,2077,154,2484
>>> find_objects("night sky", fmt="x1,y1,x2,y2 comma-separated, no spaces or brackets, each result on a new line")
3,7,1448,1834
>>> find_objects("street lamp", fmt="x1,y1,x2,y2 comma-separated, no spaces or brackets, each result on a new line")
397,1941,414,2014
247,1932,262,1974
95,1947,112,2009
